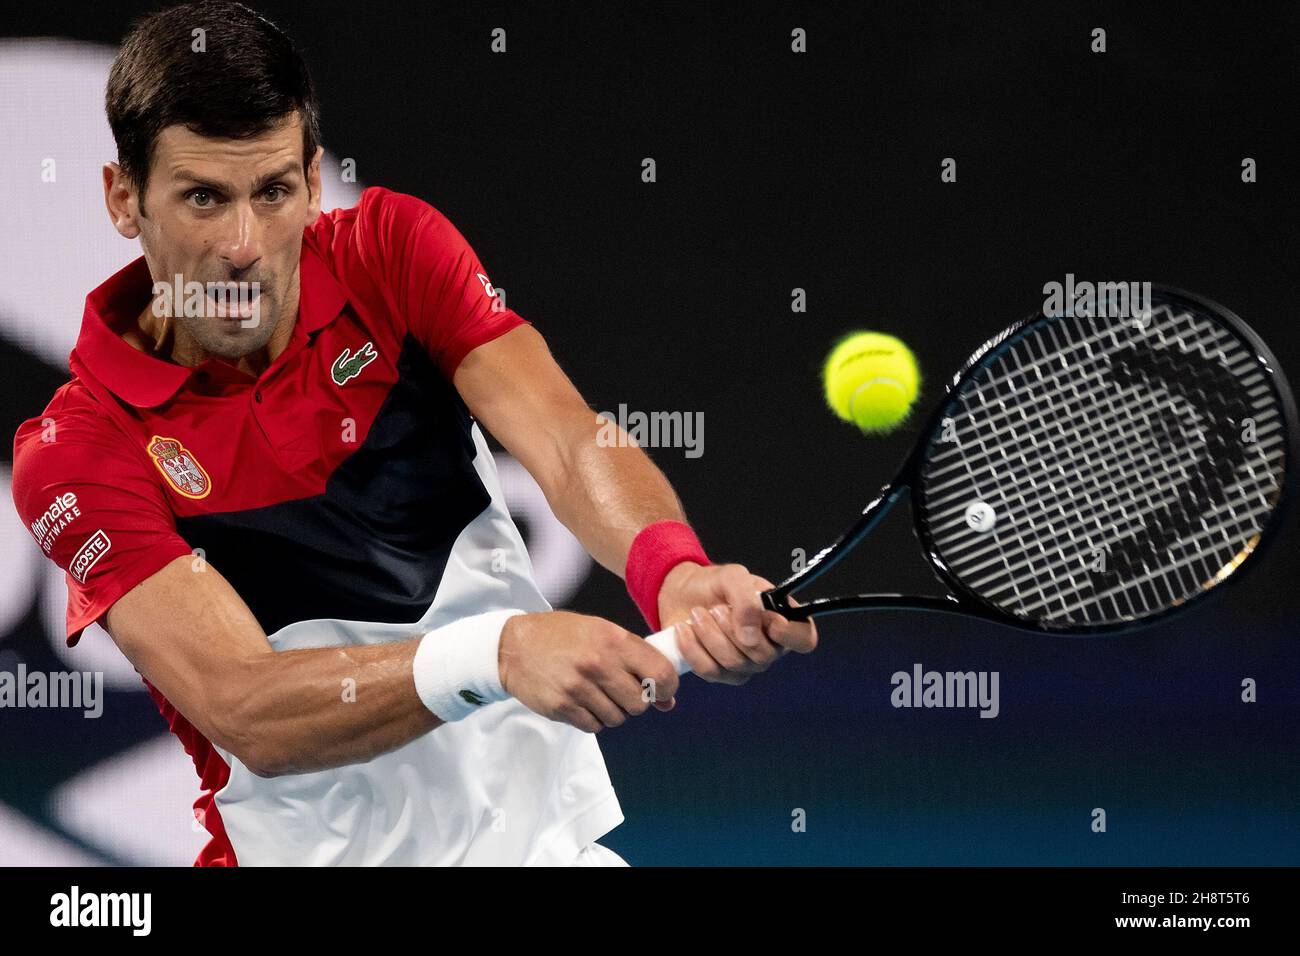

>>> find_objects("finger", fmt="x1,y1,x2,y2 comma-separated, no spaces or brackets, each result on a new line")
602,664,666,716
676,615,750,686
558,703,606,734
651,694,677,713
624,636,682,703
671,619,730,682
572,680,629,729
716,565,768,649
691,604,765,676
763,610,818,654
789,594,819,651
750,575,799,652
710,603,780,668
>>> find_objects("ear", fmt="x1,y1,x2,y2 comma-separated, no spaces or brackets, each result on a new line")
304,146,324,224
103,162,141,239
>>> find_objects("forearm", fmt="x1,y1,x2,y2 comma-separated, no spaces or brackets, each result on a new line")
450,325,817,681
226,638,440,776
451,325,700,590
543,412,689,576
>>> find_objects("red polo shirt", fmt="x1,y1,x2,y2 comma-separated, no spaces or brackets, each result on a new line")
11,186,528,647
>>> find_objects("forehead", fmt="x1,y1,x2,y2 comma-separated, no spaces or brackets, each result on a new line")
151,115,304,180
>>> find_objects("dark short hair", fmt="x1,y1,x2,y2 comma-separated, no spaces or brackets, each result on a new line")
106,1,321,212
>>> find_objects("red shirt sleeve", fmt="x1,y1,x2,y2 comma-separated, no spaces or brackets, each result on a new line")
350,186,530,379
11,408,194,646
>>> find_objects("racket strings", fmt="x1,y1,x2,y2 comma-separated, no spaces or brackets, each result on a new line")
956,461,1281,613
927,370,1222,533
1000,358,1278,618
925,374,1284,569
919,298,1286,627
1094,345,1252,588
996,412,1279,620
930,311,1236,540
922,338,1268,538
926,308,1248,475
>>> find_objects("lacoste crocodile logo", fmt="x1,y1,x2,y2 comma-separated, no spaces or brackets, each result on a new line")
331,341,378,386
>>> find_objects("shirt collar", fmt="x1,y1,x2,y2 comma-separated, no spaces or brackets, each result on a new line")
297,238,348,335
72,239,348,409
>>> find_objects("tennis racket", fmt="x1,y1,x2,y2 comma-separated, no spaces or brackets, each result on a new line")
647,286,1295,675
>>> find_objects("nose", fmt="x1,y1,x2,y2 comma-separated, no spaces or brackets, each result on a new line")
219,201,264,273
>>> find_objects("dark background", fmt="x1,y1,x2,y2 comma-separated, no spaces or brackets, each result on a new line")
2,1,1297,864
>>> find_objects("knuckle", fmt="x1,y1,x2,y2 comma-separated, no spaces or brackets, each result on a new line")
561,673,589,696
699,637,733,667
717,651,747,672
574,654,604,680
598,622,627,648
713,565,741,588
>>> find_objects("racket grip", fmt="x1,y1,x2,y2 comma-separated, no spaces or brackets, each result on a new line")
645,625,694,676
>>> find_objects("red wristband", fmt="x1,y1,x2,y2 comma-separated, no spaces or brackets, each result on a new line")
625,520,712,632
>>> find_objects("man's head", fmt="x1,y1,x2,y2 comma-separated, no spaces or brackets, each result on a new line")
103,1,323,361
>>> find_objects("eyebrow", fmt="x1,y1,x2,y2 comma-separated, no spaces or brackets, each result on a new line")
171,163,302,194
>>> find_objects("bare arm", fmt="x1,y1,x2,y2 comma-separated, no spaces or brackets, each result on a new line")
453,325,687,576
454,324,819,681
105,555,440,777
105,555,679,772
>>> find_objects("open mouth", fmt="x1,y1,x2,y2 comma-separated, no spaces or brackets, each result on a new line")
206,288,262,323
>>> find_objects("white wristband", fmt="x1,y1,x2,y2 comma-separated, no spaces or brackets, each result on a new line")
412,609,526,722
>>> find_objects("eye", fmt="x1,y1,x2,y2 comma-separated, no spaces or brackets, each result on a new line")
262,185,288,203
186,189,215,208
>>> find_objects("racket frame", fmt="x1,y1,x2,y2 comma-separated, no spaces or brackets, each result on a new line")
763,286,1298,635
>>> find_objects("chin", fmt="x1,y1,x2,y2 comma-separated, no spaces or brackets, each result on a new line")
207,328,276,359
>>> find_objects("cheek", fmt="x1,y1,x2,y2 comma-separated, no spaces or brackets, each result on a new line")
154,229,213,274
274,244,306,286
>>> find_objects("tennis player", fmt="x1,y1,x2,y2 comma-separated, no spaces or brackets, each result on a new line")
10,2,815,866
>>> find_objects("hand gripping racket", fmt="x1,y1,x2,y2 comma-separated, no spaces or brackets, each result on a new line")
647,286,1295,674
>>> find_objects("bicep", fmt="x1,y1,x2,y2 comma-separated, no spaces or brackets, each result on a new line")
105,555,273,753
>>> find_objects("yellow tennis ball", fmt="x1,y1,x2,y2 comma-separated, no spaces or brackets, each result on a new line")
822,331,920,434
